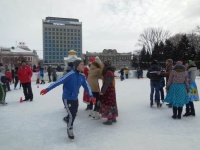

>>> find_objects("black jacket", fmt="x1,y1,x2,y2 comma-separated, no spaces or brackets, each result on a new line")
146,64,162,82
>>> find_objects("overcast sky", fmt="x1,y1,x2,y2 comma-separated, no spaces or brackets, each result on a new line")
0,0,200,58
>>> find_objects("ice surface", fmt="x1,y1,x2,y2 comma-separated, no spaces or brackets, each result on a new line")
1,78,200,150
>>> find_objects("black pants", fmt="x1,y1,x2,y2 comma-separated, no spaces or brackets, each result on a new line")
186,101,194,110
48,75,51,82
6,82,10,91
14,76,19,88
159,87,164,100
89,92,100,111
21,82,33,100
64,100,79,129
0,84,6,103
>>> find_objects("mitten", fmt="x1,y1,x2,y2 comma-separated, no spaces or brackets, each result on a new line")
90,97,96,105
40,89,47,95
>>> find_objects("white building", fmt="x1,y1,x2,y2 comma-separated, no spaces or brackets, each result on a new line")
0,46,40,69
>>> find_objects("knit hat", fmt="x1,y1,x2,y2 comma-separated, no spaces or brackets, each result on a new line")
189,60,196,67
73,60,83,70
0,63,3,66
151,60,158,65
166,59,173,64
89,57,95,62
104,60,112,66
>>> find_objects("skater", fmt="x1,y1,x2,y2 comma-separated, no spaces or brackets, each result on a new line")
47,65,52,83
83,57,95,110
159,70,165,103
99,60,118,125
40,60,95,140
5,69,12,91
14,67,20,89
146,60,162,107
164,61,189,119
52,68,57,82
18,60,33,101
11,68,15,83
158,59,173,108
62,62,74,108
0,63,7,105
183,60,199,117
137,67,143,79
124,67,130,79
87,57,102,119
40,67,45,84
119,67,125,81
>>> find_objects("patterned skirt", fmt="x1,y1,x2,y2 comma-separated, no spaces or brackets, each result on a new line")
164,83,189,107
189,82,199,102
99,85,118,119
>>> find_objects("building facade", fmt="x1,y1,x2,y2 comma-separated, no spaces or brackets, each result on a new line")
43,17,82,67
0,46,40,69
85,49,132,69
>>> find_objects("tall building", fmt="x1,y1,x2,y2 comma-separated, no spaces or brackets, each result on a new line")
43,17,82,67
85,49,132,69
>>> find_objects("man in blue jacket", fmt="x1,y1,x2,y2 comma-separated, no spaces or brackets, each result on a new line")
40,60,95,140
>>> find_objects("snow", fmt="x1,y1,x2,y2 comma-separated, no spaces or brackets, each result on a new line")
1,78,200,150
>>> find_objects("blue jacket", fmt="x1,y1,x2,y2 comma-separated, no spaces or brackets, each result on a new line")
46,70,93,101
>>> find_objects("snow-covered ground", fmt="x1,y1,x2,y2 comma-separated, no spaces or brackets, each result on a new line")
1,78,200,150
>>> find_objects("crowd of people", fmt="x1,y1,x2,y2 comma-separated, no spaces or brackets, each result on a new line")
0,57,199,141
147,59,199,119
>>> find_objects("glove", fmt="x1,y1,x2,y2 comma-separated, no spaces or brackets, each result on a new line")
90,97,96,105
40,89,47,95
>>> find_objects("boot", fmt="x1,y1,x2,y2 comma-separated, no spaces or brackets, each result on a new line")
92,111,101,120
190,108,195,116
103,119,112,125
150,100,153,107
88,110,93,117
112,117,117,123
172,107,177,119
177,107,183,119
183,108,190,117
157,101,162,108
67,127,74,139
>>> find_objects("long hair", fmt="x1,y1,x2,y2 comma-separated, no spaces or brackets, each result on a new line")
102,65,116,76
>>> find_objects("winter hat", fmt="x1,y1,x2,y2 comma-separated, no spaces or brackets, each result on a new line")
95,56,102,66
176,61,183,65
0,63,3,66
189,60,196,67
104,60,112,66
74,60,83,70
89,57,95,62
151,60,158,65
166,59,173,64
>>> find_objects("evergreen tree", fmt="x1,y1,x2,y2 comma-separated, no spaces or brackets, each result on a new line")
151,42,160,61
163,39,174,61
177,34,191,62
139,46,147,69
158,41,165,67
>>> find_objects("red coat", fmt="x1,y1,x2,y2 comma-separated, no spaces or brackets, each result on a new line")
6,71,12,83
18,65,33,83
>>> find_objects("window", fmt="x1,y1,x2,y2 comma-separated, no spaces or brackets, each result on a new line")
71,29,73,32
56,28,59,31
45,28,48,31
60,29,62,31
49,28,51,31
52,28,55,31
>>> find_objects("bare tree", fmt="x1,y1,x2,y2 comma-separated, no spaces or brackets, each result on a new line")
137,27,171,54
169,33,184,46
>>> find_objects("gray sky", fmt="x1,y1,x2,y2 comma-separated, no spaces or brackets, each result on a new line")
0,0,200,58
